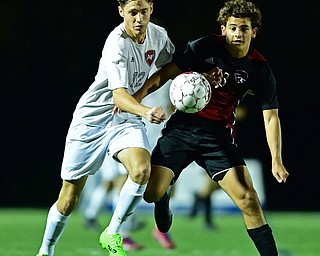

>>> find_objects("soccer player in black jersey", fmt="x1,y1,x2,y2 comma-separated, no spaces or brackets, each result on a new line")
134,0,289,255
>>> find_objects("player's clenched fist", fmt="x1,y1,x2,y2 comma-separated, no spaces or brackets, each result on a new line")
202,67,224,88
146,106,166,124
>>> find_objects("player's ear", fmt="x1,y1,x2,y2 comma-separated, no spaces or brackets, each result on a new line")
220,25,226,35
252,27,258,38
149,2,154,14
118,6,124,17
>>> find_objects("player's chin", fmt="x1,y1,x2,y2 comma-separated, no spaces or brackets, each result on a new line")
134,26,146,33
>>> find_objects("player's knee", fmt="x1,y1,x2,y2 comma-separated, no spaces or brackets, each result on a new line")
236,188,260,212
130,165,151,184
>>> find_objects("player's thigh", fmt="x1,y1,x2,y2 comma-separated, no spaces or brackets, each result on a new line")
108,120,151,161
217,166,258,207
117,147,151,182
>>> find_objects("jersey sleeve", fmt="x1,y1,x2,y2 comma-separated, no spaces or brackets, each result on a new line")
98,35,129,91
173,36,219,73
155,37,175,69
173,40,204,72
254,63,278,110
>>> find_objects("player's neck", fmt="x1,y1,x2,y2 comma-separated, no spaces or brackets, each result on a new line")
131,34,146,44
225,44,249,58
125,27,146,44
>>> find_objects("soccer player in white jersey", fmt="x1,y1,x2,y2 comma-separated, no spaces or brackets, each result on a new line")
35,1,174,256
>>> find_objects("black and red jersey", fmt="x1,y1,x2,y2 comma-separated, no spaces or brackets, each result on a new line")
173,35,278,125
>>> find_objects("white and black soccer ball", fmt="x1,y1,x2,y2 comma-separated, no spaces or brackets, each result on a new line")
169,72,211,113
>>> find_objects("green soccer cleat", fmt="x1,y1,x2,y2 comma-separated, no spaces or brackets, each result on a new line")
100,229,127,256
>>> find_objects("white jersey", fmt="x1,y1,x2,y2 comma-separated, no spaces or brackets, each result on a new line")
72,22,175,126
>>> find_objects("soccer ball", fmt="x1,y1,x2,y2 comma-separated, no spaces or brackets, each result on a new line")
169,72,211,113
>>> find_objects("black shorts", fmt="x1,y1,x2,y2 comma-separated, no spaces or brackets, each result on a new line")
151,111,246,183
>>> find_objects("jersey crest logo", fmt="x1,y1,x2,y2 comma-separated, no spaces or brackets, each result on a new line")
145,50,155,66
205,57,215,65
234,70,248,84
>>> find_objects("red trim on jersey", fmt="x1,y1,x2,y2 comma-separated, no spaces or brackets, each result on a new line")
247,49,266,62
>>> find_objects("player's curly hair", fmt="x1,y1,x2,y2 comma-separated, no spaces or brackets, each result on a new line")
117,0,153,8
217,0,262,30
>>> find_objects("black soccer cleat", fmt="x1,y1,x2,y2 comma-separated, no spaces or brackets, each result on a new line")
154,192,173,233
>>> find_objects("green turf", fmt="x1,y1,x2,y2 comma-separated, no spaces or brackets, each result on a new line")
0,208,319,255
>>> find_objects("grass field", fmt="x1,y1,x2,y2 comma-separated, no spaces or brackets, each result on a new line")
0,208,319,256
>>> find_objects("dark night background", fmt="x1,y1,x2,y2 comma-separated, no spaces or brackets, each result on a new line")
1,1,319,210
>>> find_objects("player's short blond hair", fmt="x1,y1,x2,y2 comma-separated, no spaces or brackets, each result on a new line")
217,0,262,30
117,0,153,8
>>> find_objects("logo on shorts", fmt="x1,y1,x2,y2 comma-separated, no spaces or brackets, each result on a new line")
145,50,155,66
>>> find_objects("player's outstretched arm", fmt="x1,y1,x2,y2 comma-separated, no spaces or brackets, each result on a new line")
113,88,166,124
133,62,182,103
263,109,289,183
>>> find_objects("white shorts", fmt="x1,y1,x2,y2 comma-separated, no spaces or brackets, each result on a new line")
61,115,151,180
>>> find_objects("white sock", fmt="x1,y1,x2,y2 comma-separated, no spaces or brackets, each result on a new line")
106,177,146,234
38,203,70,256
112,186,134,237
84,184,107,219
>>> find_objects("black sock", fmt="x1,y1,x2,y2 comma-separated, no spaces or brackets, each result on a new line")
203,196,212,226
189,193,200,217
156,191,169,206
247,224,278,256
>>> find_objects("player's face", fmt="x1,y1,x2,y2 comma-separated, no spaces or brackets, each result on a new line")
221,16,258,58
119,0,153,44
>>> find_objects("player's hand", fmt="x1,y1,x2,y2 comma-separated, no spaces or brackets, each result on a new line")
271,163,289,183
146,106,166,124
203,67,225,88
